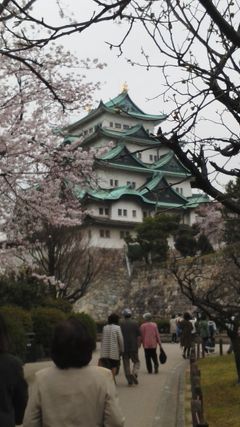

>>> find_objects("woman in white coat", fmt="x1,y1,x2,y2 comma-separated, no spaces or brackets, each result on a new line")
23,318,125,427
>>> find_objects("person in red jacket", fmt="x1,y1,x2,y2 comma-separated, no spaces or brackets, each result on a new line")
140,313,161,374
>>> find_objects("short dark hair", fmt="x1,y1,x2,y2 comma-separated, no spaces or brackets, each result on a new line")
108,313,119,325
51,318,95,369
0,313,9,353
183,312,191,321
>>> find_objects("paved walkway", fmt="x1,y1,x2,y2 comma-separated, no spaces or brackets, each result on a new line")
24,343,188,427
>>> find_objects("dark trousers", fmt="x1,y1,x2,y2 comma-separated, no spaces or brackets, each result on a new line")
122,351,140,383
144,348,159,373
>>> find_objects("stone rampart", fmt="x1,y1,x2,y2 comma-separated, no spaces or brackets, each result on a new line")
74,249,194,320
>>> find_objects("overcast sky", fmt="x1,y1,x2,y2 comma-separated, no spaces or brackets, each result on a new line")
36,1,236,190
39,1,165,116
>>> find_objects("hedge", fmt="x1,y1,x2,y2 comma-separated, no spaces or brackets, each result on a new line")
0,305,32,361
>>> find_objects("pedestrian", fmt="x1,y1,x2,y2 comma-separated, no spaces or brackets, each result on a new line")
100,313,124,383
169,314,177,343
176,313,183,342
140,312,161,374
197,313,209,355
120,308,141,386
179,312,193,359
190,314,197,342
23,317,125,427
0,313,28,427
207,318,217,352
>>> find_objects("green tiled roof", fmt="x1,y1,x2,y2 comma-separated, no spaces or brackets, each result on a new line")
73,172,201,210
104,92,166,122
98,144,146,168
97,144,191,178
139,174,189,205
80,124,160,149
186,193,210,207
152,152,191,175
63,92,166,132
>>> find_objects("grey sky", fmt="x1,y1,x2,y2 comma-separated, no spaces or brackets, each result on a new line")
38,1,236,190
39,1,165,115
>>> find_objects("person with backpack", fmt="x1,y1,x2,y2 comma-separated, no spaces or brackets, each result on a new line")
207,319,217,352
197,313,210,355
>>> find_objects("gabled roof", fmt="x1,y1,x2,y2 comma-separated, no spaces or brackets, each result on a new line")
63,91,166,132
152,152,191,176
186,193,210,207
79,124,160,148
139,174,189,205
104,91,166,122
73,174,198,210
96,143,192,177
98,144,146,168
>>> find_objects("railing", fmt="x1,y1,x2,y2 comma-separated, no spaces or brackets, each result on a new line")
189,347,209,427
195,337,223,358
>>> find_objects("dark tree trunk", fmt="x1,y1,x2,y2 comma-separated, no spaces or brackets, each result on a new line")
230,334,240,384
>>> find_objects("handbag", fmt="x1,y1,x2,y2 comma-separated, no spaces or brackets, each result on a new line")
159,346,167,364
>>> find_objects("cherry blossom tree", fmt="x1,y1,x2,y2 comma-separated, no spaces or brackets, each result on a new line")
194,202,225,249
2,2,240,216
170,246,240,384
0,2,109,296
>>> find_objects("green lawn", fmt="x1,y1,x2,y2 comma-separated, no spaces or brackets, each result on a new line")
197,354,240,427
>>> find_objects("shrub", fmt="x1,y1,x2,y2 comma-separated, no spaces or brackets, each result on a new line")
0,305,32,360
69,312,97,348
42,297,73,313
31,307,66,357
0,271,48,310
156,319,170,333
127,243,145,261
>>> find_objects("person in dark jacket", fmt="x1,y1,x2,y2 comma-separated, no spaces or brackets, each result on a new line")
120,309,141,386
179,312,193,359
0,313,28,427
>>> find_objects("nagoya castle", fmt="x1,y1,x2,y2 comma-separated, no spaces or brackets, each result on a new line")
63,85,208,249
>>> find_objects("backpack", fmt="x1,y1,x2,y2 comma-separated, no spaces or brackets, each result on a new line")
208,322,215,337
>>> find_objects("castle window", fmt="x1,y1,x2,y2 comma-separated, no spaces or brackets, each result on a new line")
132,210,137,218
105,208,109,215
154,155,158,162
149,154,153,161
109,122,113,127
99,229,110,238
126,181,136,189
99,208,104,215
137,152,142,159
118,209,122,216
115,123,121,129
123,124,130,130
123,209,127,217
110,179,113,186
176,187,183,194
114,180,119,186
